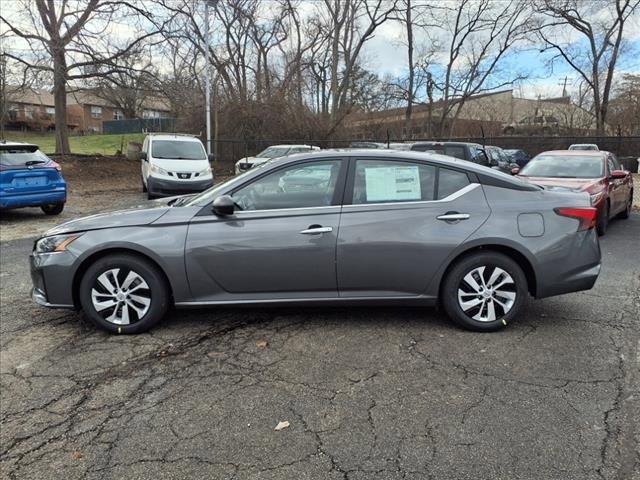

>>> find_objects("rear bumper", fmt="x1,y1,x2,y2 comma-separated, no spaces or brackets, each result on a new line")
148,177,213,197
535,228,602,298
0,188,66,209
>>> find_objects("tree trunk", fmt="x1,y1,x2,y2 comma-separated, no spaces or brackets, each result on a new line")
53,49,70,154
404,0,413,138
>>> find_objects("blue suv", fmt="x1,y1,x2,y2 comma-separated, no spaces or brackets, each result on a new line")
0,142,67,215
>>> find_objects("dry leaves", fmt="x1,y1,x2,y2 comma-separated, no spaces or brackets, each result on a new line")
256,340,268,348
71,451,82,460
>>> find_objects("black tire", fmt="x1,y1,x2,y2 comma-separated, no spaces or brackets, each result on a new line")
142,176,147,193
79,254,170,334
596,201,609,236
617,191,632,219
441,252,528,332
41,203,64,215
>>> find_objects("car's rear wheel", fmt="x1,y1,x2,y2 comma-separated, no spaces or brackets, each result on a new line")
441,252,528,332
596,201,609,236
41,203,64,215
618,191,632,219
79,254,170,334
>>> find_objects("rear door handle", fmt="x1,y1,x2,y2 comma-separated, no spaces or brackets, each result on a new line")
299,226,333,235
437,213,470,221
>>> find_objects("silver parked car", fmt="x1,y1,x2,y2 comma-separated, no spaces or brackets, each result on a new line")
30,151,601,334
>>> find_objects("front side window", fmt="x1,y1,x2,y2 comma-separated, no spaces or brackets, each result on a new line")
151,140,206,160
232,160,342,211
352,160,436,204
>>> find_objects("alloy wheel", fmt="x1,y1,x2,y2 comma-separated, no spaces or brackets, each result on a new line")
457,266,516,322
91,268,151,325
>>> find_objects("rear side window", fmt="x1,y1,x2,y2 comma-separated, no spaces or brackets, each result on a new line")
0,147,50,167
352,159,436,204
437,168,470,199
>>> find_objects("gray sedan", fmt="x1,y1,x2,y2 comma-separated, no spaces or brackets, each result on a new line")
30,151,601,333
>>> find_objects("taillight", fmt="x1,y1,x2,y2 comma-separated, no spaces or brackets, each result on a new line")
554,207,597,231
49,161,62,171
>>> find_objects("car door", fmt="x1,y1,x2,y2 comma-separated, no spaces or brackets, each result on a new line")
607,154,627,214
336,157,491,297
184,158,347,302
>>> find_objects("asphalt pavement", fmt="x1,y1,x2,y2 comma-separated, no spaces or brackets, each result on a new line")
1,208,638,480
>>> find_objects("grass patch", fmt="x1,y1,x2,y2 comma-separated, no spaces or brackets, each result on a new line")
1,132,145,155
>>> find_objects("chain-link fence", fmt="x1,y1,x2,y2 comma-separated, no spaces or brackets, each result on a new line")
205,136,640,173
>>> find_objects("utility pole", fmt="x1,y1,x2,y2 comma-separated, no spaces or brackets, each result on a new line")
204,0,212,155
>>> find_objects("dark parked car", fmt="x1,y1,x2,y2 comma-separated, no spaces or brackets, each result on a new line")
516,150,634,236
504,149,530,168
410,142,490,167
31,151,601,335
484,145,518,173
0,141,67,214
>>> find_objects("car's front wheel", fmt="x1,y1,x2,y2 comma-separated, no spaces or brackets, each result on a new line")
41,203,64,215
441,252,528,332
79,254,170,334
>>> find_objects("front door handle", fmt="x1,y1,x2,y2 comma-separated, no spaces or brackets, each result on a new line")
437,213,470,221
299,226,333,235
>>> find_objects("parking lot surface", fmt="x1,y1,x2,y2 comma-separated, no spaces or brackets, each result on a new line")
1,169,639,480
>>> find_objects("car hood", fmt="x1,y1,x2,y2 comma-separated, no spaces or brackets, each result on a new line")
45,203,171,236
152,157,208,172
237,156,259,164
518,176,603,192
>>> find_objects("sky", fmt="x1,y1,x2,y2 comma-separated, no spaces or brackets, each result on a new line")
2,0,639,102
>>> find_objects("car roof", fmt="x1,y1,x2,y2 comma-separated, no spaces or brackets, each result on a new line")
148,134,202,142
412,141,482,148
0,141,39,150
266,144,316,149
538,150,606,157
569,144,598,147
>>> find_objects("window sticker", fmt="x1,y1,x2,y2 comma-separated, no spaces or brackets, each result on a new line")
364,166,421,202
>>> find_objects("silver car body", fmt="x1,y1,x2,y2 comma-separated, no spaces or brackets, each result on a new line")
31,151,601,310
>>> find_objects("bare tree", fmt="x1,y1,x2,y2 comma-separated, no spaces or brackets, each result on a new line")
1,0,168,153
535,0,640,134
432,0,534,137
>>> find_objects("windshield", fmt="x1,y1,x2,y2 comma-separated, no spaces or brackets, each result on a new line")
569,145,597,151
0,147,50,166
182,160,276,207
256,147,292,158
151,140,206,160
519,155,603,178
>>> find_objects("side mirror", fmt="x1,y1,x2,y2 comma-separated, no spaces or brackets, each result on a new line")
610,169,627,179
211,195,235,216
510,167,520,176
208,153,215,162
139,151,147,161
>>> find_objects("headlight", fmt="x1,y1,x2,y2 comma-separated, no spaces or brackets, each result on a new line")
590,191,604,205
34,233,83,254
150,164,171,176
198,166,212,176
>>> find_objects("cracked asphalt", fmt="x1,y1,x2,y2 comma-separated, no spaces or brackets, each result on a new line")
1,199,639,480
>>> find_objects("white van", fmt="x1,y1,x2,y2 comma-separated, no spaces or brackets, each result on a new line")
140,134,214,199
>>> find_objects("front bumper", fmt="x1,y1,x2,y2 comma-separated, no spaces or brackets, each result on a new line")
0,188,66,209
147,176,214,197
30,252,76,309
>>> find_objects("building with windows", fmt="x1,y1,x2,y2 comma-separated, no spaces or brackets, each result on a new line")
1,87,79,131
66,91,171,134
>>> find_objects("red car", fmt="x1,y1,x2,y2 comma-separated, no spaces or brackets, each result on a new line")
514,150,634,236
